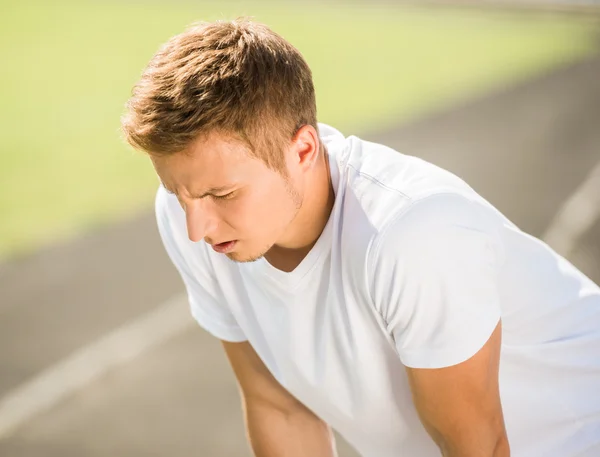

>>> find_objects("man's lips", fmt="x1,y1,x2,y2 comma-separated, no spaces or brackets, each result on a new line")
211,240,237,254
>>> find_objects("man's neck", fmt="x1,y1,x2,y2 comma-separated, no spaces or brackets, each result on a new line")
265,147,335,272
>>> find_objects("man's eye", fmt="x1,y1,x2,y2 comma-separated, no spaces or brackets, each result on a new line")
213,191,235,200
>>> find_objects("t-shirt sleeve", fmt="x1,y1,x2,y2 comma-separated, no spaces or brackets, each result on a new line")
155,187,247,343
369,193,503,369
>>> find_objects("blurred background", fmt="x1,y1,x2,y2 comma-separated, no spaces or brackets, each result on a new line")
0,0,599,456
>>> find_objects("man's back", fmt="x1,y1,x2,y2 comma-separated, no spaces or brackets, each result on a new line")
157,124,600,457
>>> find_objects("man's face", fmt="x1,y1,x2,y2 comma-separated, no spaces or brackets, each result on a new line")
151,132,303,263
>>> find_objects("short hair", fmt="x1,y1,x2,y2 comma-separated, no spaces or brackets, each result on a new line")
121,18,318,172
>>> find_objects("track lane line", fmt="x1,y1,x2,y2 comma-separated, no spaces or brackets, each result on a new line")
0,293,192,440
542,159,600,256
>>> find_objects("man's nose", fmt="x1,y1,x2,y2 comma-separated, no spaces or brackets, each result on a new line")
185,200,216,243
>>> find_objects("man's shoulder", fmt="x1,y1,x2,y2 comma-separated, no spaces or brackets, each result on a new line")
365,191,503,275
337,187,497,285
346,137,474,197
337,135,490,236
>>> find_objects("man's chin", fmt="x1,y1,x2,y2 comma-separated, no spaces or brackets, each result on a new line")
225,250,264,263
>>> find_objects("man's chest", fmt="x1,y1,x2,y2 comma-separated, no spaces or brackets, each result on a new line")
215,264,428,452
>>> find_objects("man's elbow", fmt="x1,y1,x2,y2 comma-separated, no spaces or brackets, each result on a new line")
436,428,510,457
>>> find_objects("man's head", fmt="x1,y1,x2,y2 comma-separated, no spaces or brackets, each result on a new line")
121,18,322,262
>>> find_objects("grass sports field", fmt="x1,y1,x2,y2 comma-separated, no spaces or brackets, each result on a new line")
0,0,598,260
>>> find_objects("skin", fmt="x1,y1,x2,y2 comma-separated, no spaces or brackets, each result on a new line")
150,124,335,272
222,340,338,457
151,123,510,455
406,322,510,456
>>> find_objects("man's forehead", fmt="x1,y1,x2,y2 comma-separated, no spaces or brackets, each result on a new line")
152,133,252,171
152,135,264,198
155,155,240,196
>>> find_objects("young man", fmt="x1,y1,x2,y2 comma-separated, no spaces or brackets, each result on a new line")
121,19,600,457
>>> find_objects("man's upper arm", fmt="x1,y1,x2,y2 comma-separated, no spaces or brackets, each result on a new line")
370,194,504,368
405,322,509,455
369,194,508,454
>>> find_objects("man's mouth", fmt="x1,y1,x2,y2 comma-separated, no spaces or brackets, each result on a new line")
211,240,237,254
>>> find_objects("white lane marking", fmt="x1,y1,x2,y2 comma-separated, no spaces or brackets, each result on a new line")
542,159,600,256
0,294,193,440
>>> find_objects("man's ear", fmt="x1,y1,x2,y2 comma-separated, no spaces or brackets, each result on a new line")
291,125,320,171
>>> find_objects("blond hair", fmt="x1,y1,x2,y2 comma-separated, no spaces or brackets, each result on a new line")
121,18,318,171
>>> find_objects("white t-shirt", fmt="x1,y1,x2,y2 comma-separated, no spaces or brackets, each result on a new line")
156,124,600,457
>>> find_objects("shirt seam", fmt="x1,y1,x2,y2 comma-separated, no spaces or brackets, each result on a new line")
346,162,411,200
345,159,411,314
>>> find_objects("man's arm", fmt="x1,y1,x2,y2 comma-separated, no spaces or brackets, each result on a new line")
405,322,509,457
222,340,337,457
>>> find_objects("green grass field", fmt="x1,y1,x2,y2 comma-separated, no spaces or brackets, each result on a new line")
0,0,598,260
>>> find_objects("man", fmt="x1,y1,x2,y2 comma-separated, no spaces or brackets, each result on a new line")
121,18,600,457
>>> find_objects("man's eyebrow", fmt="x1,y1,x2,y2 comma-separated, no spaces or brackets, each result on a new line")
161,183,233,199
